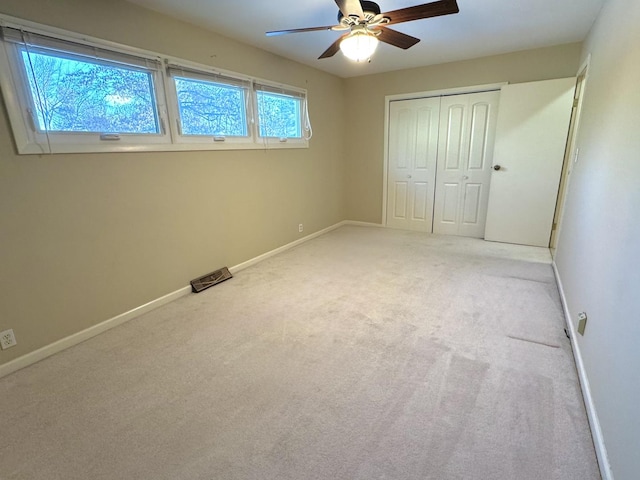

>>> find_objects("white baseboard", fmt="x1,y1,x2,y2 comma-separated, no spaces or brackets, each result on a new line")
552,261,613,480
0,220,360,379
342,220,385,228
0,285,192,379
230,221,347,274
228,221,384,275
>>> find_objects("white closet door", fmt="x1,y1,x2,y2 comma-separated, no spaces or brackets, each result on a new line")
433,91,500,237
484,78,575,247
386,97,440,231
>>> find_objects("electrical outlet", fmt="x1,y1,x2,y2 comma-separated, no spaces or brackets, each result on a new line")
577,312,587,336
298,224,303,233
0,329,17,350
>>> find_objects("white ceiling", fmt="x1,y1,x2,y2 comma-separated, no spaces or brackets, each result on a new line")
125,0,606,78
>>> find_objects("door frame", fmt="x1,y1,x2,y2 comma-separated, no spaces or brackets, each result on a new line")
382,82,507,227
550,55,591,255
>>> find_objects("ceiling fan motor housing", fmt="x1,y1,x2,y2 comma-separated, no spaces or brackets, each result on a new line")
337,1,381,22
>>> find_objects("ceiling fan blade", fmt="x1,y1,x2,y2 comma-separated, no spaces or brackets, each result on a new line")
266,25,337,37
382,0,459,25
376,27,421,49
318,37,345,59
334,0,365,20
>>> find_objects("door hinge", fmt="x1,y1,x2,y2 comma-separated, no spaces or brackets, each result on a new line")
552,222,557,231
573,98,579,108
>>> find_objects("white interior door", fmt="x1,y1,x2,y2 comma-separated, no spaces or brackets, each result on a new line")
484,78,575,247
433,91,500,237
386,97,440,231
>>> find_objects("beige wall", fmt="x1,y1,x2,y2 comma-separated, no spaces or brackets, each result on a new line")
555,0,640,478
343,43,583,223
0,0,346,364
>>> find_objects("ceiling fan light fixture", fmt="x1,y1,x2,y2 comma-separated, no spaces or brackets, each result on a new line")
339,30,379,62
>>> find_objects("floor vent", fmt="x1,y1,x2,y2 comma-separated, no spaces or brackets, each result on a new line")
190,267,232,293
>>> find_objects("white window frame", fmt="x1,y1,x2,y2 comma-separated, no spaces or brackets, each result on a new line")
165,61,253,146
254,82,310,147
0,14,310,154
0,20,171,154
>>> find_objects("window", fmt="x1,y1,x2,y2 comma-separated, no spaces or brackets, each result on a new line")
21,48,160,135
256,85,305,141
175,77,246,136
0,24,169,153
167,66,251,144
0,16,311,154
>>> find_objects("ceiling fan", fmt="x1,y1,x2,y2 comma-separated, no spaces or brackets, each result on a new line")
266,0,460,62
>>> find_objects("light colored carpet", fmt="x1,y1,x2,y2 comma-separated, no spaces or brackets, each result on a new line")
0,226,600,480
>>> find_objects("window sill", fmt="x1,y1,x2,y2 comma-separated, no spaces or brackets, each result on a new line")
15,140,310,155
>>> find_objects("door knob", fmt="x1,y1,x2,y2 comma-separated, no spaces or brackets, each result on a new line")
407,175,412,179
493,165,502,171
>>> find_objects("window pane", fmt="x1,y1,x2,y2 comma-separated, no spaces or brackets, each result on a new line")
174,76,247,137
21,49,160,134
257,91,302,138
